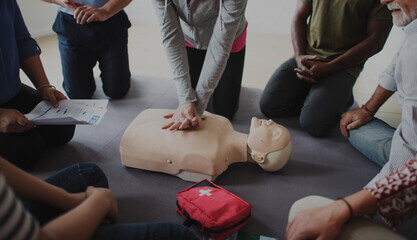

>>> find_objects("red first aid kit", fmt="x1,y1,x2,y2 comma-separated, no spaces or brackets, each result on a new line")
176,179,252,240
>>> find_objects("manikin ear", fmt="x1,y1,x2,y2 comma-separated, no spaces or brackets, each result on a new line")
251,151,266,164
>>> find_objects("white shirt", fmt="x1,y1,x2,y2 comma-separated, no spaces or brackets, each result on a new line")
367,19,417,186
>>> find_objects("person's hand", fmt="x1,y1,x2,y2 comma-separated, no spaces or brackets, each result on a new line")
294,55,317,84
340,108,373,137
286,201,350,240
309,61,332,80
162,102,202,131
73,5,110,24
55,0,84,13
0,109,35,133
86,186,118,225
37,86,67,108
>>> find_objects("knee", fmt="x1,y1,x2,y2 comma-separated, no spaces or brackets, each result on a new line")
259,94,274,118
77,162,109,188
299,117,332,137
50,125,75,147
289,195,331,221
65,88,94,99
102,72,131,99
299,111,336,137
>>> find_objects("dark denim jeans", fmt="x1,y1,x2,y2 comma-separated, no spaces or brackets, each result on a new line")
25,163,198,240
53,11,131,99
260,58,357,137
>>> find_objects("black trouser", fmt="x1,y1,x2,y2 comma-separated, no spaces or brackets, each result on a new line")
187,46,245,120
0,84,75,169
259,58,356,137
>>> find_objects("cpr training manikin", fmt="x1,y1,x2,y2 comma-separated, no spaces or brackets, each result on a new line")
120,109,292,182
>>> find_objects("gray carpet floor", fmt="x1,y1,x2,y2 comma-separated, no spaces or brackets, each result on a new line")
30,75,416,239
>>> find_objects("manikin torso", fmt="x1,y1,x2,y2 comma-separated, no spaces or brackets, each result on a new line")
120,109,291,182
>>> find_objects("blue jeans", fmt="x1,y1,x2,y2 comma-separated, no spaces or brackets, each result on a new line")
53,11,131,99
25,163,197,240
348,118,396,167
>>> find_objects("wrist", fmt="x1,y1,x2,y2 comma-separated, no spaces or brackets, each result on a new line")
36,84,56,91
330,199,352,224
361,104,375,117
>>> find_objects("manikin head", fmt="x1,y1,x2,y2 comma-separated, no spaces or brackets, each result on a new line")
247,117,291,172
381,0,417,26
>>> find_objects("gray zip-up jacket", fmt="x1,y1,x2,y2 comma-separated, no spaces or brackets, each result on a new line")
152,0,248,116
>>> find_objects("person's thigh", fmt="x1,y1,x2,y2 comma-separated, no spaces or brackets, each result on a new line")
25,163,108,225
92,222,199,240
186,47,206,89
57,34,97,99
289,196,406,240
348,118,395,167
299,70,356,137
259,58,311,118
0,84,46,169
98,29,131,99
210,47,246,120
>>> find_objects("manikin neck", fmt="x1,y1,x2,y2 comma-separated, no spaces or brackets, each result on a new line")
226,131,248,164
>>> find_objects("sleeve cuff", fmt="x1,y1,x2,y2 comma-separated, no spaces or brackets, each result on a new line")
378,74,397,92
18,38,41,64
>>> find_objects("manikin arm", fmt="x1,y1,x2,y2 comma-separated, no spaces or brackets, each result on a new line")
0,158,117,240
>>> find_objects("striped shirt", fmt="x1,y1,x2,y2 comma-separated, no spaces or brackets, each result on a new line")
367,19,417,187
0,173,39,240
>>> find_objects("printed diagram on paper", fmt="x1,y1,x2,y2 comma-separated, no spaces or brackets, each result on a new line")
25,99,108,125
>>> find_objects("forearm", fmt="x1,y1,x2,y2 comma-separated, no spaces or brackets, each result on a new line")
99,0,132,20
363,85,394,114
291,18,307,58
21,55,50,89
38,193,109,240
152,0,196,105
327,20,392,73
291,2,309,58
344,190,378,218
0,158,72,209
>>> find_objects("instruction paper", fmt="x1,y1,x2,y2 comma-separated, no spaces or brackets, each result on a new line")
25,99,108,125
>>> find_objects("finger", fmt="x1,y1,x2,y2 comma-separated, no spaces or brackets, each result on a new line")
340,116,350,137
16,117,35,131
184,112,193,122
178,119,190,130
86,13,96,23
56,92,67,101
306,55,318,60
163,113,174,119
162,121,175,130
190,116,198,127
80,10,91,24
296,73,316,84
294,67,313,77
346,119,362,131
169,122,181,131
47,93,59,108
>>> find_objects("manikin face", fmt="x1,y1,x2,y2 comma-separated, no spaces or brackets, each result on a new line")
247,117,288,163
381,0,417,26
